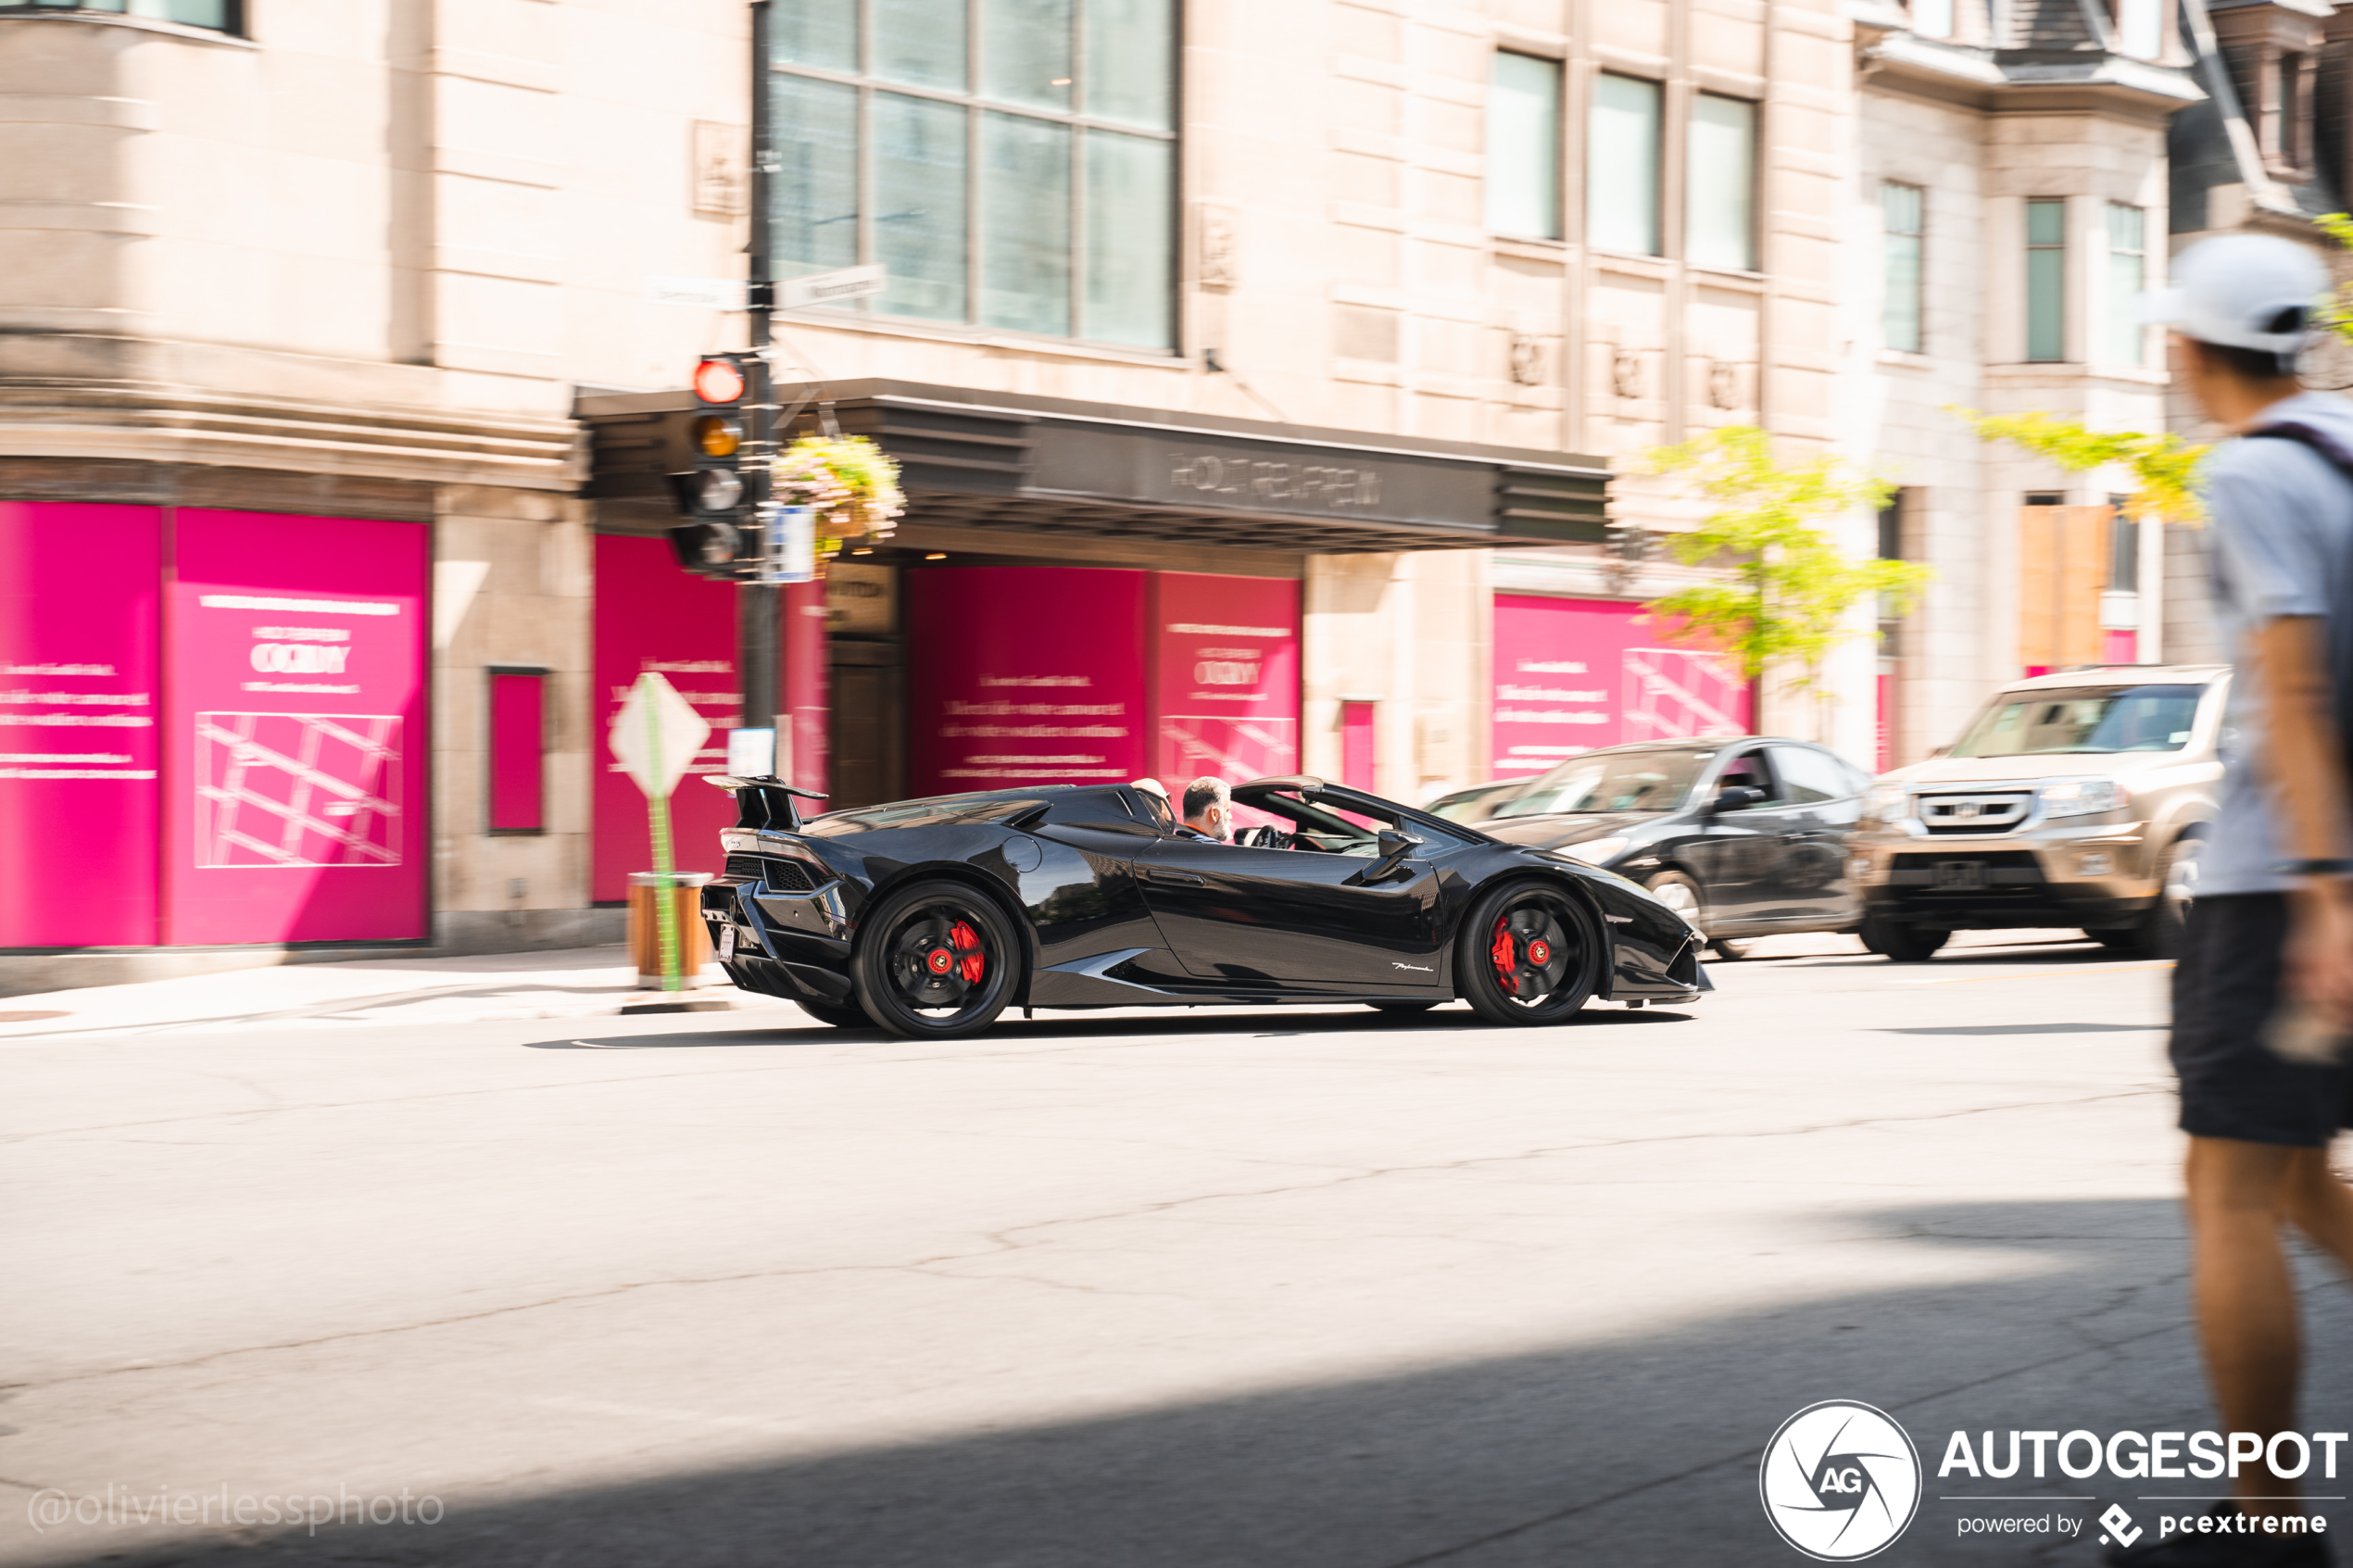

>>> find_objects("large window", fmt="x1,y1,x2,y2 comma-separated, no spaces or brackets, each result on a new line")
1687,94,1757,271
2025,197,2067,362
771,0,1176,350
1881,182,1924,353
2104,202,2145,366
1,0,237,26
1589,74,1662,257
1487,52,1562,239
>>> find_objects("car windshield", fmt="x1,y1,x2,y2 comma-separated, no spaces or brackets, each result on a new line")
1491,748,1714,818
1948,684,2205,758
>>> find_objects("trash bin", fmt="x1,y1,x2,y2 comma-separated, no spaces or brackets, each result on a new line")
628,872,714,988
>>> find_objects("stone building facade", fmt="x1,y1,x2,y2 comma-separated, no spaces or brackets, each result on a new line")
0,0,1897,984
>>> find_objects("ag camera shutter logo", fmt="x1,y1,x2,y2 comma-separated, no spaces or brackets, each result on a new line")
1760,1400,1922,1561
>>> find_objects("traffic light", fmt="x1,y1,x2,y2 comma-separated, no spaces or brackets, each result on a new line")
668,353,755,575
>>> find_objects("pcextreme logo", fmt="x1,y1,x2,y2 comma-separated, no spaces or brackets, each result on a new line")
1760,1400,1924,1561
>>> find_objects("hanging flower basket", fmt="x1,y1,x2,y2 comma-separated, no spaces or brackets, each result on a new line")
772,434,904,563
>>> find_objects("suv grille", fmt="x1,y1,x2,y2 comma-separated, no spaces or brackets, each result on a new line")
1917,792,2033,834
723,854,817,891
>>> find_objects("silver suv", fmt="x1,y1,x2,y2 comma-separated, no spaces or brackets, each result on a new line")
1846,664,2227,960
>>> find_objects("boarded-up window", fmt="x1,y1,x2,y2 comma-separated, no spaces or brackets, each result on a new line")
489,671,546,833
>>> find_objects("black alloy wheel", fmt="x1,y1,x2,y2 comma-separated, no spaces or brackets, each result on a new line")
1457,882,1602,1026
850,879,1020,1039
794,997,868,1028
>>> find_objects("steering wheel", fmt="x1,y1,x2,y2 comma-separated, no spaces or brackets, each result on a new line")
1236,824,1293,849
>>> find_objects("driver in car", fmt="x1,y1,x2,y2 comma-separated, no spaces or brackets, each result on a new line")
1179,776,1234,842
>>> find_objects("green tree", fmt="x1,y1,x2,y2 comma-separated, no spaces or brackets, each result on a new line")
1953,407,2207,523
1639,426,1930,733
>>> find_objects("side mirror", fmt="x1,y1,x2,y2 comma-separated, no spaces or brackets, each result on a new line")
1355,827,1427,884
1711,785,1768,813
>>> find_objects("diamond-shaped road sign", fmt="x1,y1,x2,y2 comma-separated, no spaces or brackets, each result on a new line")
608,671,712,800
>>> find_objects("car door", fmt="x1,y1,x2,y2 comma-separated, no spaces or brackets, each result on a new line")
1678,745,1791,927
1136,835,1450,988
1764,743,1864,923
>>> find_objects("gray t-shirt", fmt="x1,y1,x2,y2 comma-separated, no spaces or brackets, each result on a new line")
2199,389,2353,896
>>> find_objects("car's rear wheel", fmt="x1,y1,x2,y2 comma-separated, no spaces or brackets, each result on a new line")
1859,916,1948,963
794,997,867,1028
1458,882,1603,1026
851,879,1020,1040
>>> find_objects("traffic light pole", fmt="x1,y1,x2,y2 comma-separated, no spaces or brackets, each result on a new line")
740,0,781,776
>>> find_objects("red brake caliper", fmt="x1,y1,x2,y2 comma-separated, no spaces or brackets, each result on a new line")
950,921,985,984
1490,917,1517,996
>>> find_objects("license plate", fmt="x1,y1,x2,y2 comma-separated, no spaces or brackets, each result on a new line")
719,924,736,959
1932,860,1985,891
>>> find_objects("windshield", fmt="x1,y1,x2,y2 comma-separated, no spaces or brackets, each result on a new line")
1491,748,1715,818
1948,684,2205,758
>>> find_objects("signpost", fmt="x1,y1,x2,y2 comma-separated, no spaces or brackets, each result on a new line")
607,671,712,991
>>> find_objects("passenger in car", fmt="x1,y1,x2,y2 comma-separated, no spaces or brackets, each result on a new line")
1180,776,1234,842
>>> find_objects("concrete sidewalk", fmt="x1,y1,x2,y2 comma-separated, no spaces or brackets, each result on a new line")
0,947,795,1043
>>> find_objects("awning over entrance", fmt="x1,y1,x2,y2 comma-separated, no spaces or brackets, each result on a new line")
579,379,1608,554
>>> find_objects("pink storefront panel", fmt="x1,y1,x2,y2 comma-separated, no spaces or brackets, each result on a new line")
591,534,739,904
906,568,1147,797
0,502,162,947
1491,596,1749,776
162,509,429,945
1147,573,1300,788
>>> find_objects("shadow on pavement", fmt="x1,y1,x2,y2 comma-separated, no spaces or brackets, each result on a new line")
527,1005,1704,1050
57,1198,2353,1568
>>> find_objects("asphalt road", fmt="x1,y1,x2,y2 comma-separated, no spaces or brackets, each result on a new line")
6,935,2349,1568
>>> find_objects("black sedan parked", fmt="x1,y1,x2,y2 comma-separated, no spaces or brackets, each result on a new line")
699,773,1708,1038
1471,738,1871,957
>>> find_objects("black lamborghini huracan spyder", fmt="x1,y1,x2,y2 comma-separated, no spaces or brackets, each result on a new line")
698,774,1709,1039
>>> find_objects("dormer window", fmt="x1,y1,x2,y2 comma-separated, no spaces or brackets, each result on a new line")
2256,47,2316,177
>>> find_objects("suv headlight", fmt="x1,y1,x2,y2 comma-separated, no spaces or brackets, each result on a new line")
1557,835,1629,865
2041,779,2129,819
1861,784,1906,824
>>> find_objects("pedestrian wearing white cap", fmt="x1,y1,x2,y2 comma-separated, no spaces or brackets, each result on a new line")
2114,232,2353,1567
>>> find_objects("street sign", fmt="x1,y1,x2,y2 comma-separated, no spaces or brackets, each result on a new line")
608,671,712,799
777,264,887,309
750,504,816,584
647,275,749,311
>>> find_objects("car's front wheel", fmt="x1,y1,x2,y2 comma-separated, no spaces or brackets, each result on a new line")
851,879,1020,1040
1458,882,1602,1026
1859,916,1948,962
2139,835,2202,959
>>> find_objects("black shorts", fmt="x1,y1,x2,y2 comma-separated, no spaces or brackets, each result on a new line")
2171,893,2353,1148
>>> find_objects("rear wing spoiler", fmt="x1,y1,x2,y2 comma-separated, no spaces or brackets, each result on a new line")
707,774,829,833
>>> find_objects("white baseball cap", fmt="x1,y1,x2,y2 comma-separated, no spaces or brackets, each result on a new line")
2139,233,2328,354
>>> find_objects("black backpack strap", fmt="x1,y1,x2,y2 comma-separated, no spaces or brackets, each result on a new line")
2244,420,2353,483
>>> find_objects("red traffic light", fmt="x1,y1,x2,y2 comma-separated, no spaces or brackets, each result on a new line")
691,357,746,405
